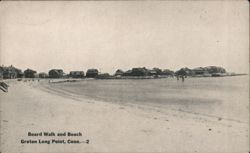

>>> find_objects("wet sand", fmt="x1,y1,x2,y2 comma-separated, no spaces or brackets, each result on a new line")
0,79,249,153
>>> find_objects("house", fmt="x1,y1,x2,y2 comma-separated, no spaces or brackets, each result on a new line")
114,69,124,76
162,69,174,76
148,69,157,76
17,70,24,78
96,73,111,79
123,70,132,76
12,67,24,78
86,69,99,78
38,72,48,78
204,66,226,74
2,65,23,79
48,69,64,78
152,68,162,75
192,67,208,75
24,69,37,78
131,67,148,76
3,66,17,79
175,67,193,76
69,71,85,78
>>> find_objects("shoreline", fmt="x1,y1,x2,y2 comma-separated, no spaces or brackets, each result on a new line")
38,79,249,125
0,80,249,152
2,72,247,83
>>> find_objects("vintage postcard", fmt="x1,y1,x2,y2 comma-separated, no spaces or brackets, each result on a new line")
0,1,249,153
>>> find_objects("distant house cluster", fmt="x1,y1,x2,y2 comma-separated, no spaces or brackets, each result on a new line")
0,65,227,80
0,66,100,79
175,66,227,77
24,69,37,78
115,67,175,78
69,71,85,78
49,69,64,78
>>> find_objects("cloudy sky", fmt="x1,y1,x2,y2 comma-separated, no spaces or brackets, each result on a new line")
0,1,248,74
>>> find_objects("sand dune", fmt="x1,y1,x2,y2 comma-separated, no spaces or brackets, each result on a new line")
0,80,249,153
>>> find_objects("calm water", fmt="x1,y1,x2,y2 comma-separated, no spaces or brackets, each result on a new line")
51,76,249,123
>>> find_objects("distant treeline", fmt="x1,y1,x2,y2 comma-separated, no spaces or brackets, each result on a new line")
0,65,232,80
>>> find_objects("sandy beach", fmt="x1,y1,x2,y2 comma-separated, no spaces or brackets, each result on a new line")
0,79,249,153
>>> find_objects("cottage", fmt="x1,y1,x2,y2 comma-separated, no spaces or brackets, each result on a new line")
1,65,23,79
148,70,157,76
162,69,174,76
175,67,193,76
152,68,162,75
123,70,132,76
17,71,24,78
131,67,148,76
96,73,110,79
69,71,85,78
3,66,16,79
1,65,21,79
204,66,226,74
192,67,208,75
114,69,124,76
38,72,48,78
48,69,64,78
24,69,37,78
86,69,99,78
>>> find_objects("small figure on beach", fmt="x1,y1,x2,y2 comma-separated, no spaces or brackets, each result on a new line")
181,75,185,82
176,75,185,82
0,81,9,92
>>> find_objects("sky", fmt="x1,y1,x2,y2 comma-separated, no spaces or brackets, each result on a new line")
0,1,249,74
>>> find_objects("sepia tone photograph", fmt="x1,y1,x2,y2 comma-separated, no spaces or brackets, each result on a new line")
0,1,249,153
